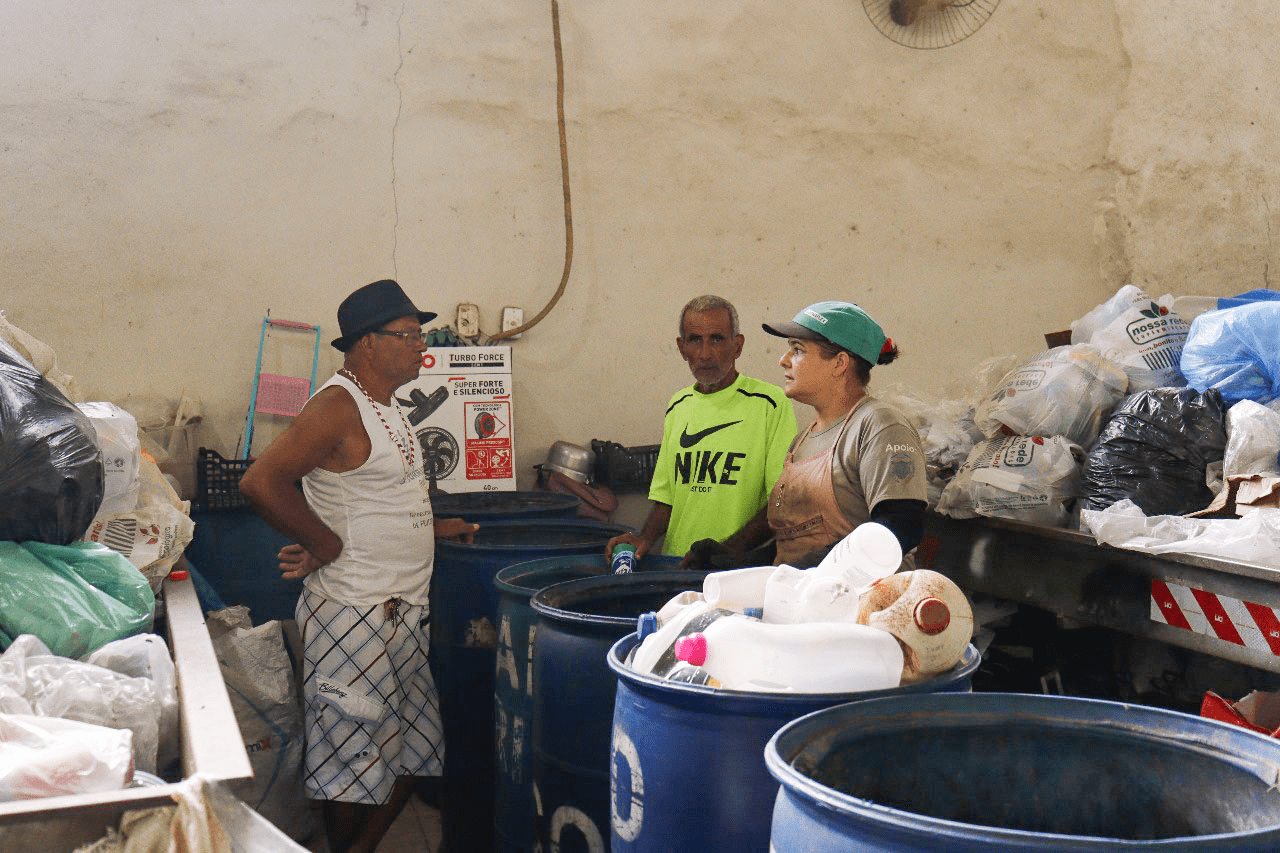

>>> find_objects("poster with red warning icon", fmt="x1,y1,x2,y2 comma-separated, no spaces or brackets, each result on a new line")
398,346,515,492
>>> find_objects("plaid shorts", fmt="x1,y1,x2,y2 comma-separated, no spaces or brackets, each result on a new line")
296,588,444,805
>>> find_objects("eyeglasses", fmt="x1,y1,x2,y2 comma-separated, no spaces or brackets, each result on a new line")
371,330,428,345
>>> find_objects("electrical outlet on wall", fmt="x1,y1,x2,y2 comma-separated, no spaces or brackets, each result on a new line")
456,303,480,338
501,306,524,339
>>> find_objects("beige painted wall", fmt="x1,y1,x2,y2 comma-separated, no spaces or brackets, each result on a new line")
3,1,1275,503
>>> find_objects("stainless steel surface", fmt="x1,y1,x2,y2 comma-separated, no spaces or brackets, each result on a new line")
0,574,252,840
920,512,1280,674
544,440,592,483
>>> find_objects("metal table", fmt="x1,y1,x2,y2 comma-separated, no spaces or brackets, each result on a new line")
0,574,253,851
919,512,1280,675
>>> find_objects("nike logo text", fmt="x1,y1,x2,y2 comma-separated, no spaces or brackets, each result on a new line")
679,420,742,448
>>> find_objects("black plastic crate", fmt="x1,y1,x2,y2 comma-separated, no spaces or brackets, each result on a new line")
591,440,660,490
195,447,253,512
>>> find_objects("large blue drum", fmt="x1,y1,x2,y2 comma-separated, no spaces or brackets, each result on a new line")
493,555,682,853
608,632,980,853
432,519,630,853
529,570,706,853
766,692,1280,851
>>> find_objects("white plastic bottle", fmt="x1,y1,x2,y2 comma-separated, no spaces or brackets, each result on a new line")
762,565,862,624
811,522,903,586
701,564,777,611
672,615,904,693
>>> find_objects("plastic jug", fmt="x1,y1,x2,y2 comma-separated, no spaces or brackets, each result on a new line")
673,615,904,693
811,522,903,585
702,564,777,611
762,565,862,624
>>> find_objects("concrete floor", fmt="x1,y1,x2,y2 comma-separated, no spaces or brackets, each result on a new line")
304,794,441,853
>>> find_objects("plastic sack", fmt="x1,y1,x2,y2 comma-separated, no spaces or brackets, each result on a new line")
77,402,141,518
84,499,196,594
1180,301,1280,407
0,712,133,802
1071,284,1189,392
0,339,104,544
69,777,311,853
207,607,316,843
0,634,161,773
1080,499,1280,568
1080,387,1228,516
1223,400,1280,479
936,435,1084,528
0,309,81,402
0,541,155,659
86,634,179,774
973,345,1129,447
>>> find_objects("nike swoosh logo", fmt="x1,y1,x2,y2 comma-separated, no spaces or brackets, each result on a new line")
679,420,742,448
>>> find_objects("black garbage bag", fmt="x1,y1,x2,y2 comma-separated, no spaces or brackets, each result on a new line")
1080,387,1227,517
0,339,103,544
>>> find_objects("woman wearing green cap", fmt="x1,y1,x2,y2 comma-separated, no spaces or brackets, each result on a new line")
718,301,928,568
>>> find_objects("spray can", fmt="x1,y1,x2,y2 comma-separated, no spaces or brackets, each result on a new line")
611,542,637,574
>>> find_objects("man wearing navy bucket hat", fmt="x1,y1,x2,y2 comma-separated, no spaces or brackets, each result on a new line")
241,279,476,853
710,300,928,569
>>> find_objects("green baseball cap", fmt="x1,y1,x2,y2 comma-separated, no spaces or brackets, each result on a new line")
762,301,887,364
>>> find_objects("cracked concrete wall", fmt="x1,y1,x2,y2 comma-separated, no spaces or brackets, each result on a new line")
0,1,1265,495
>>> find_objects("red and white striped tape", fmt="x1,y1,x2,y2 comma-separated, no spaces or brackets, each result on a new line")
1150,579,1280,657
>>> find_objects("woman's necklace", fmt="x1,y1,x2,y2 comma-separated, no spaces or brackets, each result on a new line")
338,369,417,473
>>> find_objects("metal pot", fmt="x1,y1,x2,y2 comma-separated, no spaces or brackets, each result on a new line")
543,440,593,483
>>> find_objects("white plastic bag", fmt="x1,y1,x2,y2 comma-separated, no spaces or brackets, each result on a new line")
937,435,1084,528
973,345,1128,447
1223,400,1280,479
1081,499,1280,568
0,634,161,773
1071,284,1190,392
86,634,179,774
207,608,315,842
0,713,133,801
70,777,310,853
77,402,141,519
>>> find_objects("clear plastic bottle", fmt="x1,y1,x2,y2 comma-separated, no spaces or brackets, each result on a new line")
673,616,904,693
663,661,721,687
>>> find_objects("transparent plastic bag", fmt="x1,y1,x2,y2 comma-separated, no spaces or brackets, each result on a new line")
1081,499,1280,567
936,435,1084,528
1180,301,1280,406
77,402,141,519
1223,400,1280,479
0,634,161,773
0,713,133,802
973,345,1129,447
1071,284,1189,392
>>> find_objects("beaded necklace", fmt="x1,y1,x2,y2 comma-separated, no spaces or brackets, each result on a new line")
338,369,417,473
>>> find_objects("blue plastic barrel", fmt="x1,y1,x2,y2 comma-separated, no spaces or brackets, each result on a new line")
607,632,980,853
186,510,296,622
432,519,631,853
494,556,684,853
766,692,1280,851
432,490,581,523
529,570,704,853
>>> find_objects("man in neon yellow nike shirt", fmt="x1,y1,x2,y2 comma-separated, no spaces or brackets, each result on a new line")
607,295,797,561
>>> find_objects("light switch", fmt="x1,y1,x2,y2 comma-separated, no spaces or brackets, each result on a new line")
456,303,480,338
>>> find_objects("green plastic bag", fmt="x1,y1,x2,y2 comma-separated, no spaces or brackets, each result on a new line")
0,540,155,658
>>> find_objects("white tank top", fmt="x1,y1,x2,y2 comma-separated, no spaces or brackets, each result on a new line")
301,373,434,607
